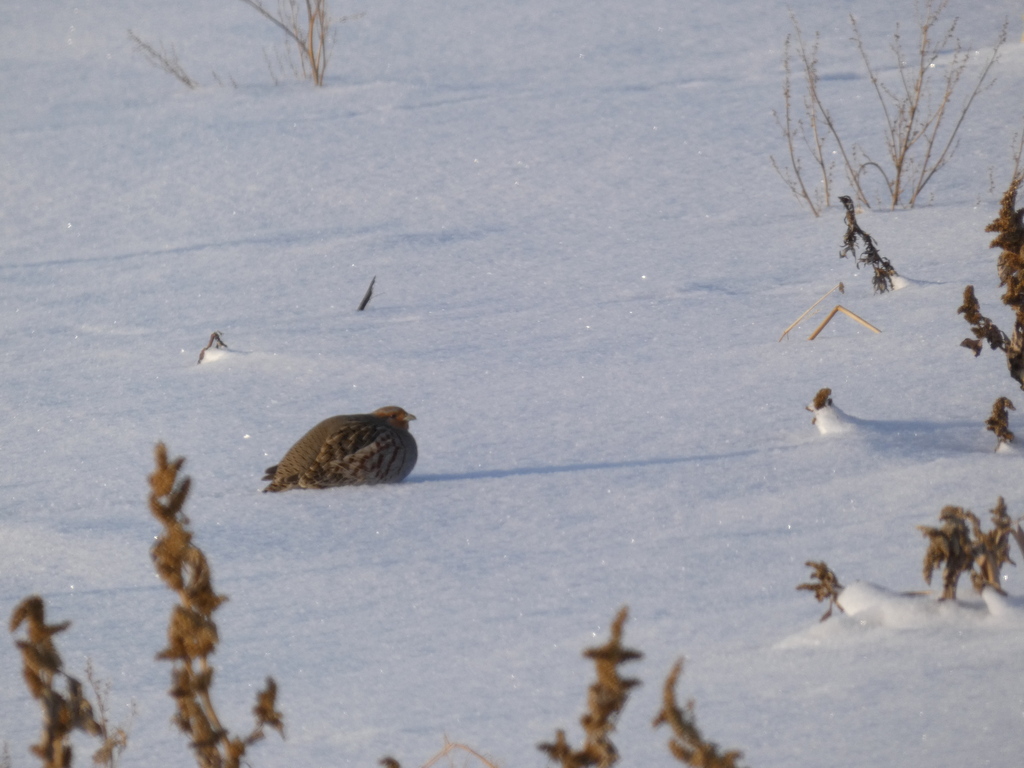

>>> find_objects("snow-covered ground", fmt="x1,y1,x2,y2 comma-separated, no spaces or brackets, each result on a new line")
3,1,1024,766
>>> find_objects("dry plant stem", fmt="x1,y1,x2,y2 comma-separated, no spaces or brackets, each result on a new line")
778,282,844,341
965,498,1016,594
777,3,1003,211
849,2,1004,209
196,332,228,365
419,739,500,768
797,560,845,621
127,31,198,89
771,14,865,212
653,660,745,768
838,196,897,292
538,607,642,768
9,596,104,768
806,305,881,340
919,506,975,599
358,276,376,311
149,443,283,768
985,396,1015,450
960,175,1024,386
770,25,830,216
919,499,1019,599
85,660,133,768
237,0,363,86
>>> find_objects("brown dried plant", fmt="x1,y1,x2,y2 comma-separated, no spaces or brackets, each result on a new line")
149,443,284,768
964,498,1017,595
237,0,364,86
960,176,1024,386
538,607,642,768
773,2,1003,212
919,506,976,599
958,285,1009,358
919,499,1021,599
196,332,228,365
797,561,845,621
84,659,134,768
9,596,114,768
838,197,897,293
653,660,745,768
985,396,1015,450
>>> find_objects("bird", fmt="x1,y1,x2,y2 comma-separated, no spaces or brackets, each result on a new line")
262,406,417,492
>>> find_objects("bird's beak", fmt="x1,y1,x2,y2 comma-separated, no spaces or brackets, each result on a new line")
406,413,417,421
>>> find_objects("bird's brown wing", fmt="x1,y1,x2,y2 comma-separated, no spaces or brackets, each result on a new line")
300,423,410,487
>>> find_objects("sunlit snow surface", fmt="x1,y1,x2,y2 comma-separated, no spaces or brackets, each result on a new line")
3,1,1024,766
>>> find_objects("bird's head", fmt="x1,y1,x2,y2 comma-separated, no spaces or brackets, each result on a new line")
373,406,416,430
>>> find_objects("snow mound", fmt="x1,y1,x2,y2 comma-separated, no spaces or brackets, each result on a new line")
807,392,861,436
778,582,1024,649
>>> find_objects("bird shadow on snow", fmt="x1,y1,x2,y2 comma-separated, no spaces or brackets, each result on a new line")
407,450,758,483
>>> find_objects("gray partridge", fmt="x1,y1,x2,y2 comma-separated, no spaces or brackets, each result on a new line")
262,406,417,491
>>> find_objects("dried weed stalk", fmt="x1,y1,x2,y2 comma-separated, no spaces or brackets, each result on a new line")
149,443,283,768
237,0,363,86
538,607,642,768
196,332,228,365
839,197,897,292
775,2,1003,211
653,660,745,768
8,596,127,768
769,20,839,217
797,561,845,621
919,498,1021,599
960,176,1024,386
358,276,376,311
85,660,134,768
127,31,198,89
919,506,977,599
985,396,1015,450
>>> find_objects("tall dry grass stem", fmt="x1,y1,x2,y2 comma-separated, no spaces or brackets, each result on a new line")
127,31,198,89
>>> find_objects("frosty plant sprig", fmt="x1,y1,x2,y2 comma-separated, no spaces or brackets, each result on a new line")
149,443,284,768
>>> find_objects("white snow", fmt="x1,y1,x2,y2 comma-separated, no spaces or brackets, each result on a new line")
3,1,1024,766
